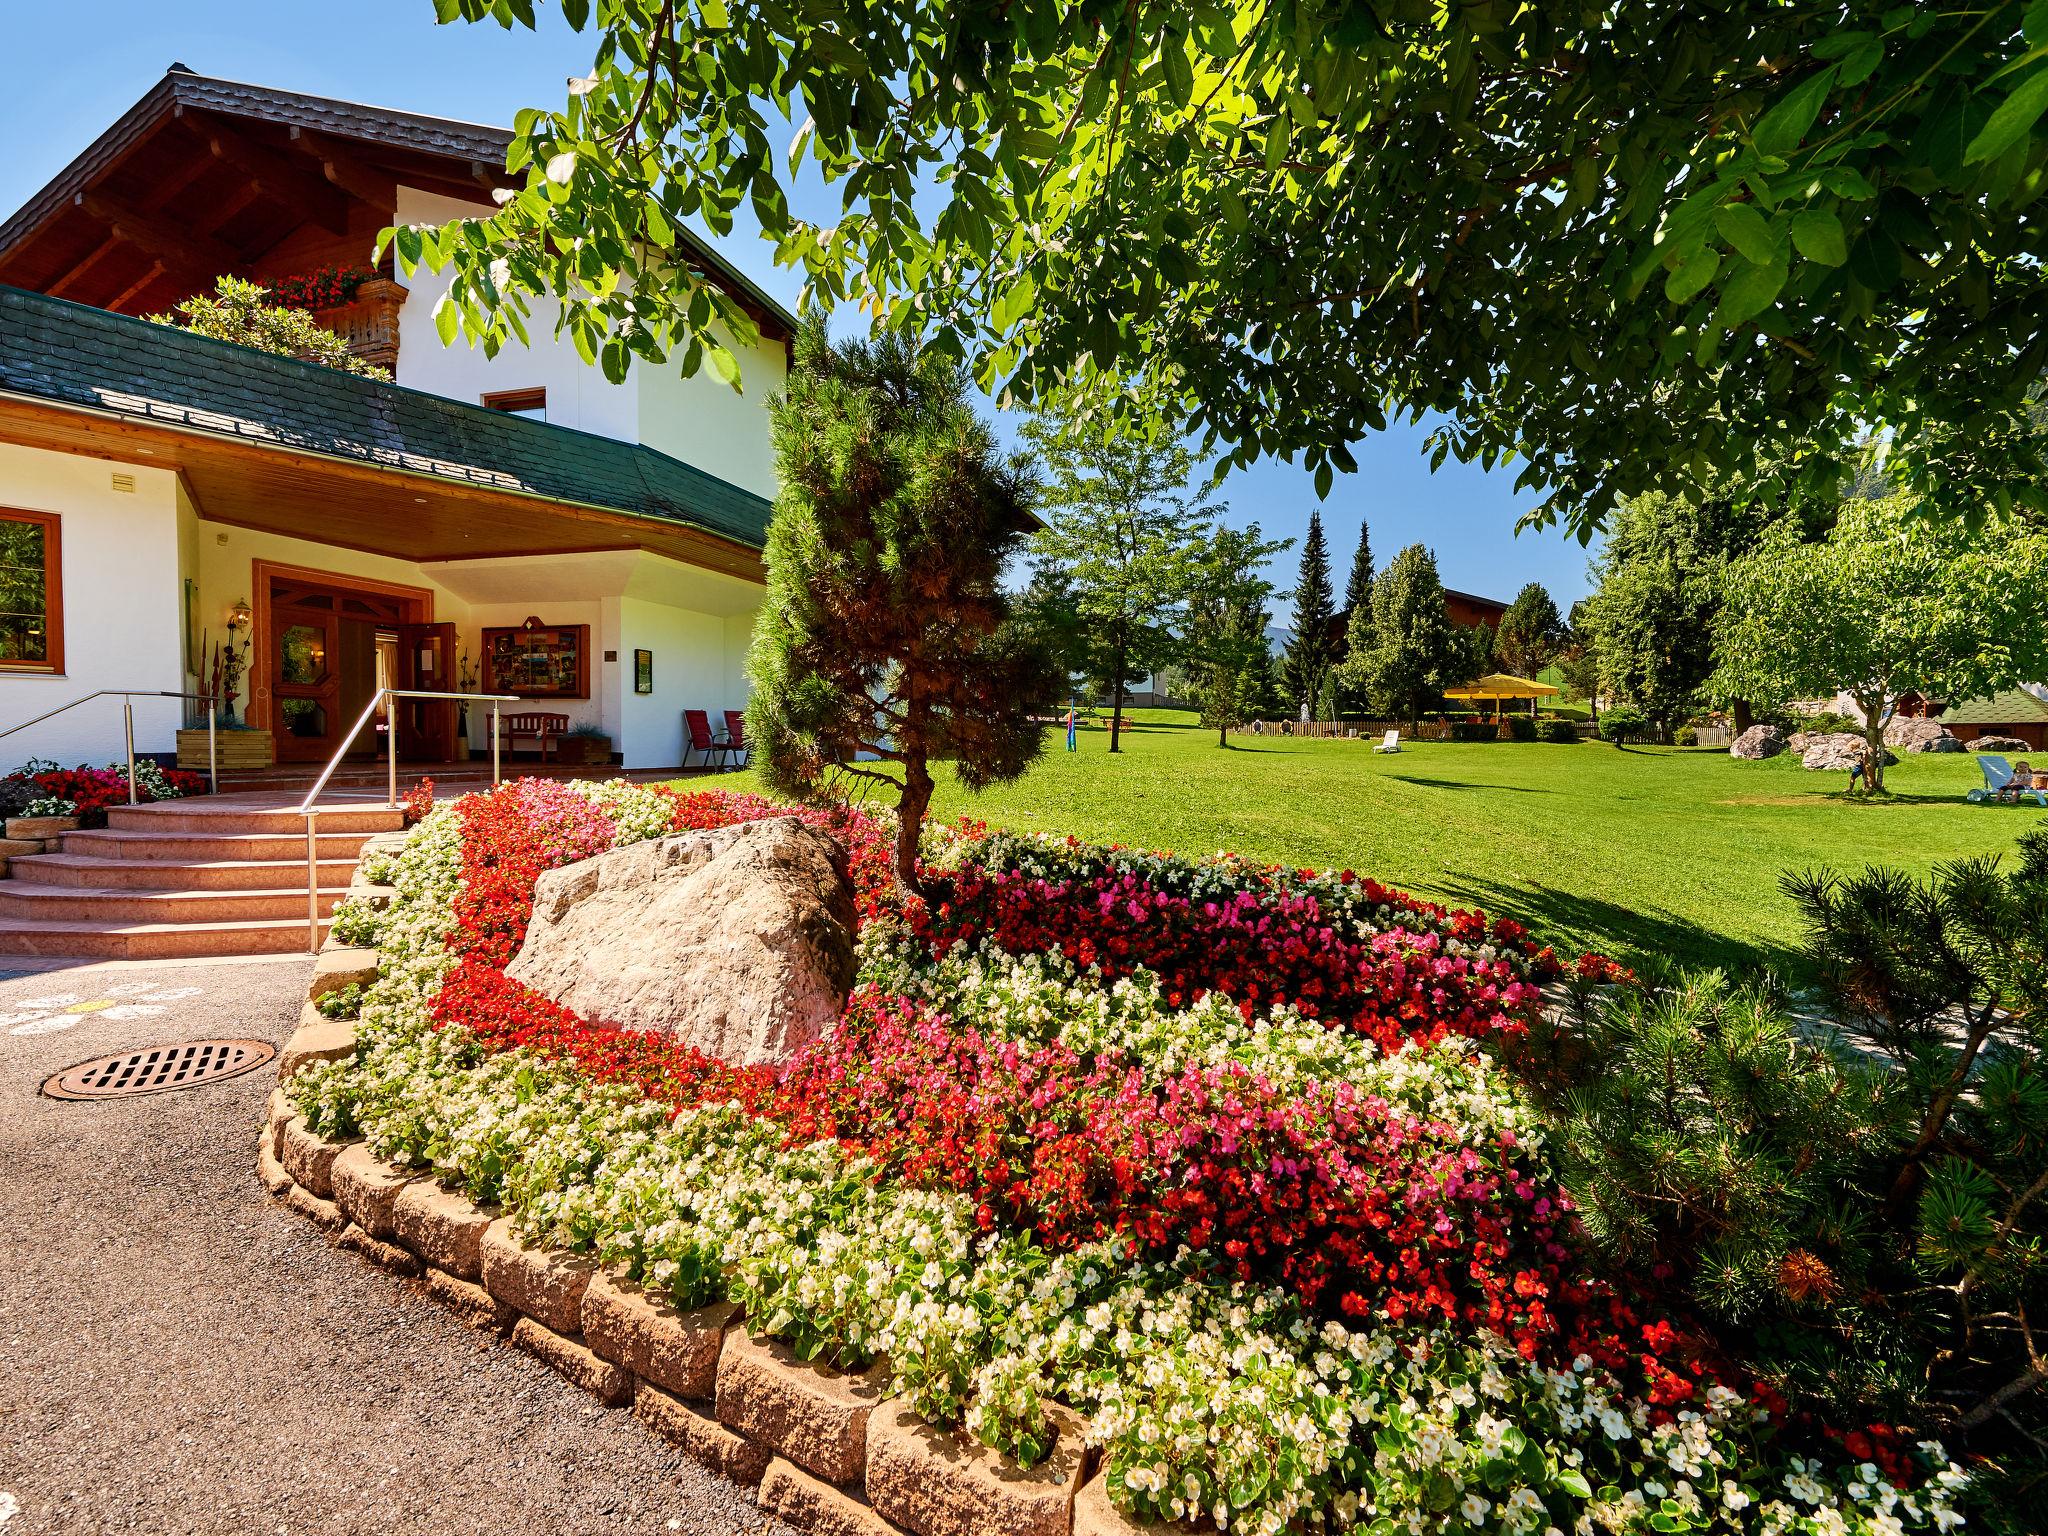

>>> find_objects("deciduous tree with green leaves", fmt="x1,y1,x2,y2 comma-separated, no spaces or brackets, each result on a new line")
1337,542,1470,729
149,276,391,380
1020,409,1216,753
745,319,1055,890
1714,495,2048,792
421,0,2048,537
1582,488,1793,735
1183,522,1290,746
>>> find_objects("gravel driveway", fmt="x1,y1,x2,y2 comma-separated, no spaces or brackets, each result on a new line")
0,957,790,1536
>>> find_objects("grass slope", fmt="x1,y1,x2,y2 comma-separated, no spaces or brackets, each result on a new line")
709,710,2039,969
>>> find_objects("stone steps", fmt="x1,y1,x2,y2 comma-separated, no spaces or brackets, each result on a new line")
60,827,381,862
0,914,334,959
12,851,360,891
0,882,349,924
0,794,404,959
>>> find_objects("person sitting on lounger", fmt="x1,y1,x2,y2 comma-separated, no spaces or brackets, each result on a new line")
2001,760,2037,803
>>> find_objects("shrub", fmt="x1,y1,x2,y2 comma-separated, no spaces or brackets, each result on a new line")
1673,724,1699,746
1522,833,2048,1526
1539,719,1579,743
1505,715,1539,741
1596,703,1651,743
1447,720,1496,742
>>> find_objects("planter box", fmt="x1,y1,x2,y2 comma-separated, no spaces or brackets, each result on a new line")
557,735,614,767
178,728,273,771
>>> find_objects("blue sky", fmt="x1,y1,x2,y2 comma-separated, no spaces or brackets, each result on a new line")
0,0,1601,618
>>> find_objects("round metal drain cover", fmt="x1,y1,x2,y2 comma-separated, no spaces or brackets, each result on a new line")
42,1039,277,1101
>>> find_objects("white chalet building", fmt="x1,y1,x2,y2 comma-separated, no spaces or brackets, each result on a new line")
0,65,792,772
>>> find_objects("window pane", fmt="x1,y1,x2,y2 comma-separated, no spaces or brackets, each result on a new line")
0,519,48,664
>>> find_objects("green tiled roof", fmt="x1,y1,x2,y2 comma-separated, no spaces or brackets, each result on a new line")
0,284,773,551
1942,687,2048,727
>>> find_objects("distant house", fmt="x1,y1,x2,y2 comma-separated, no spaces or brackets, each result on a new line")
1937,688,2048,750
1442,588,1510,630
1329,586,1509,650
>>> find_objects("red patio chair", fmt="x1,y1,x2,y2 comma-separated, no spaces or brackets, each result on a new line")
683,710,731,772
722,710,748,771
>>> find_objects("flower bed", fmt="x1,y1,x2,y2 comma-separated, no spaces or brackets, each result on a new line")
287,781,1968,1536
0,757,208,826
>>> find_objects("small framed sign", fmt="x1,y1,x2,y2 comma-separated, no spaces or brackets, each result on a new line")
633,648,653,695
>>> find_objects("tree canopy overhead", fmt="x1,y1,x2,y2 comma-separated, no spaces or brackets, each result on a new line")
423,0,2048,537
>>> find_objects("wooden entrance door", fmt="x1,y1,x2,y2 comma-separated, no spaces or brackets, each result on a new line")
271,602,342,764
256,567,431,766
394,622,460,762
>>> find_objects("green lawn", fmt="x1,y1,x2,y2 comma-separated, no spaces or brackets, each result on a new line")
709,710,2041,970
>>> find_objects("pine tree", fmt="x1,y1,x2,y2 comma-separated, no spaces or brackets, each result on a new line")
1494,581,1564,678
1283,510,1337,719
746,319,1057,891
1343,518,1374,620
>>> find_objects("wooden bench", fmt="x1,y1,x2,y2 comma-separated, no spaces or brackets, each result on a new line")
498,711,569,761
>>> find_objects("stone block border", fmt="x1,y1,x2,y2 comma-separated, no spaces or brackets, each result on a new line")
263,932,1135,1536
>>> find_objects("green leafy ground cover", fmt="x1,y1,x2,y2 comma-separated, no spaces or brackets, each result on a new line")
709,710,2038,968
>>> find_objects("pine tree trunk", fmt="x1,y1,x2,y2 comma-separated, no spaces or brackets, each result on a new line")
1109,629,1128,754
894,756,933,895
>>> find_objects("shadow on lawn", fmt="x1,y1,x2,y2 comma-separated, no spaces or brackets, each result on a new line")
1434,871,1803,975
1386,775,1551,795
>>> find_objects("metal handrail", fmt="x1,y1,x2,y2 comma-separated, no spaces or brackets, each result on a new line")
297,674,521,952
0,689,221,800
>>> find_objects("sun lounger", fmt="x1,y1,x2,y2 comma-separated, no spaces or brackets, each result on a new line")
1968,754,2048,806
1372,728,1401,754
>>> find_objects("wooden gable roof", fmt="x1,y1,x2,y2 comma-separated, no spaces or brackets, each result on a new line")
0,66,795,340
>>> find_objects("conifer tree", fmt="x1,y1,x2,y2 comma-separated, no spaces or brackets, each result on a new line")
747,320,1056,892
1343,519,1375,621
1282,511,1337,719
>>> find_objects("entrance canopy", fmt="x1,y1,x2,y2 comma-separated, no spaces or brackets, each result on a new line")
1444,673,1560,702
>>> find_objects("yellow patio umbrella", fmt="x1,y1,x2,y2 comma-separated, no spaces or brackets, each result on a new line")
1442,672,1561,720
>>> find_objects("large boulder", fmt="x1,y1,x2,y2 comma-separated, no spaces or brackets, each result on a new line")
1974,734,2032,754
1799,732,1899,772
1729,725,1786,759
1884,717,1964,753
506,817,857,1065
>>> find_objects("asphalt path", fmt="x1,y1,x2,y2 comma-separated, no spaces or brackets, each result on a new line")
0,956,787,1536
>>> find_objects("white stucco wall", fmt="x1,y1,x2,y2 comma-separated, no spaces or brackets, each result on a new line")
391,186,786,502
0,442,186,764
634,322,786,501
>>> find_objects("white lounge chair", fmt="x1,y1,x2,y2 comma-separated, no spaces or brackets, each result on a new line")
1968,754,2047,806
1372,728,1401,754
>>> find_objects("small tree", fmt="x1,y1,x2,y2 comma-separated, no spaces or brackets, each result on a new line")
1338,543,1468,729
1714,496,2048,793
1282,510,1338,720
1184,523,1291,747
1493,582,1564,680
747,321,1056,891
1022,409,1215,754
148,276,391,380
